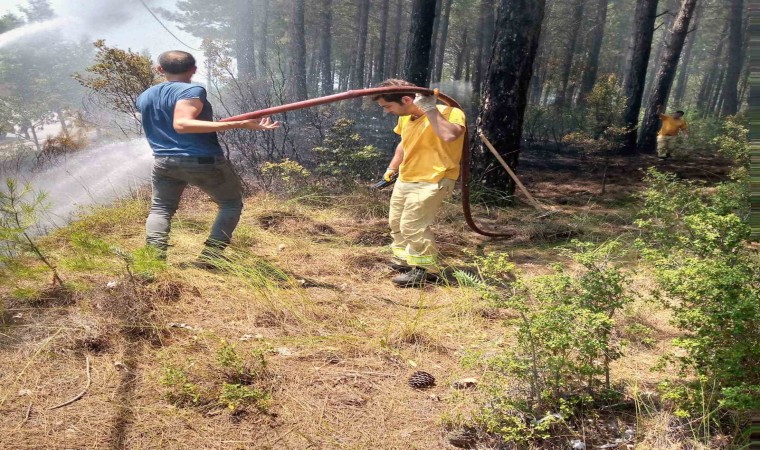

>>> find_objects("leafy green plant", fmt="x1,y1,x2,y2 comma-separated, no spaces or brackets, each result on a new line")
160,365,201,406
470,244,632,444
312,118,383,184
0,178,63,286
260,158,311,194
219,383,270,412
636,168,758,427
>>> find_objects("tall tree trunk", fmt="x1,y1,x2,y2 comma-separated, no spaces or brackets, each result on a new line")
472,0,495,94
433,0,453,83
367,36,375,86
708,65,727,116
389,0,403,78
643,9,673,105
637,0,699,153
720,0,744,116
351,0,371,88
554,0,585,108
454,29,467,80
621,0,659,153
578,0,610,105
696,21,728,112
670,5,700,106
233,0,256,79
428,0,443,81
374,0,390,83
258,0,268,74
290,0,308,101
464,34,472,82
476,0,546,199
319,0,333,95
404,0,437,86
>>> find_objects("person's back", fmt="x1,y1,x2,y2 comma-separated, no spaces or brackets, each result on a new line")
138,50,279,266
137,82,222,157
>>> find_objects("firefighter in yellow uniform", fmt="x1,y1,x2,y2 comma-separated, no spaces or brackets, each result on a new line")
656,105,689,159
373,79,466,288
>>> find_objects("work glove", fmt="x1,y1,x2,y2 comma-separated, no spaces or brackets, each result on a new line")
384,168,397,182
414,94,437,113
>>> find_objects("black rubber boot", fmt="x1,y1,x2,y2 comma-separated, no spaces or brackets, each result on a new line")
388,260,413,273
392,267,439,288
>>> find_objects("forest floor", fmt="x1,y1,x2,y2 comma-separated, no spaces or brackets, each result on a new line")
0,147,736,449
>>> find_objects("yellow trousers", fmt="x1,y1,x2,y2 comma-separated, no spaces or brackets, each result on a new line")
657,135,682,157
389,178,455,271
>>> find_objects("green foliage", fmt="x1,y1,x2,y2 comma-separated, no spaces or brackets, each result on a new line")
74,40,160,125
219,383,270,411
160,365,201,406
260,158,312,194
312,119,383,184
711,115,749,166
471,244,632,444
636,168,759,418
0,178,63,285
161,340,271,413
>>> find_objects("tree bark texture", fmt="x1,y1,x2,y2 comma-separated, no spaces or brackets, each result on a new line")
290,0,308,101
404,0,437,86
670,1,700,106
621,0,659,153
319,0,333,95
433,0,453,83
476,0,546,199
428,0,443,81
578,0,610,105
389,0,403,78
637,0,699,153
374,0,390,83
554,0,586,108
233,0,256,79
720,0,744,116
351,0,371,89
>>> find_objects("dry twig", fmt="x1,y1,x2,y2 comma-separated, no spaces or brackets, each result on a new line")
48,355,91,410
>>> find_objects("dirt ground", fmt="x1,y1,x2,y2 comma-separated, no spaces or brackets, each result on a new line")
0,148,735,449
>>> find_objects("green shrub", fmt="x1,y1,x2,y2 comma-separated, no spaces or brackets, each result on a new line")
636,168,759,419
471,243,632,444
312,118,383,184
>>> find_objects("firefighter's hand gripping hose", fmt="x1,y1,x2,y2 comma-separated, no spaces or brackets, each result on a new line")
220,86,514,238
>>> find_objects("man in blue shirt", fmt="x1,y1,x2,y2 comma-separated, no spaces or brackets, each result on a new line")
136,50,279,266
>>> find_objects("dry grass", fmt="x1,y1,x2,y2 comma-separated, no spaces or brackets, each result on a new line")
2,154,735,449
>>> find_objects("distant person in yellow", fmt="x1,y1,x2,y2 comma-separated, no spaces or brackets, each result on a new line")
372,79,466,288
656,105,689,159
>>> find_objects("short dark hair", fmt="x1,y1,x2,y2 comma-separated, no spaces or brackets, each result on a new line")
675,110,685,115
372,79,417,103
158,50,196,74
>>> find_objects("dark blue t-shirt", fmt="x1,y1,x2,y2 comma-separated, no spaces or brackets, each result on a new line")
136,82,223,157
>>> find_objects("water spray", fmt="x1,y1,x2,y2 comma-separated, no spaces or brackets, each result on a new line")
221,86,515,238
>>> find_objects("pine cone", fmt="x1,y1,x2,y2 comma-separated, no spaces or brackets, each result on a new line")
408,370,436,389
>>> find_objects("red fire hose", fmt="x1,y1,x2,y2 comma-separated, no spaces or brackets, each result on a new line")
220,86,513,238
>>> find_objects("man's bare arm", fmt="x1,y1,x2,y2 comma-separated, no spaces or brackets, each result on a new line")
173,98,279,133
425,109,464,142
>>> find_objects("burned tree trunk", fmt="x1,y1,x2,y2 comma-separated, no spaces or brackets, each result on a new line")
578,0,610,105
374,0,390,84
453,29,467,80
476,0,546,200
233,0,256,80
428,0,443,82
433,0,453,83
637,0,699,153
472,0,495,95
388,0,403,78
554,0,585,108
671,2,701,106
290,0,308,101
319,0,333,95
351,0,371,88
621,0,659,153
404,0,437,86
720,0,744,116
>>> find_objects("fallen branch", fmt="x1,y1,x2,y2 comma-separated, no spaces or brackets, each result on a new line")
48,355,91,410
16,403,32,430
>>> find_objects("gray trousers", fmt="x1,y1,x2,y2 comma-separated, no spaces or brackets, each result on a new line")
146,156,243,251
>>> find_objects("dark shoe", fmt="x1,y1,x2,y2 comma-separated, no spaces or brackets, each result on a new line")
388,260,413,273
392,267,439,288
